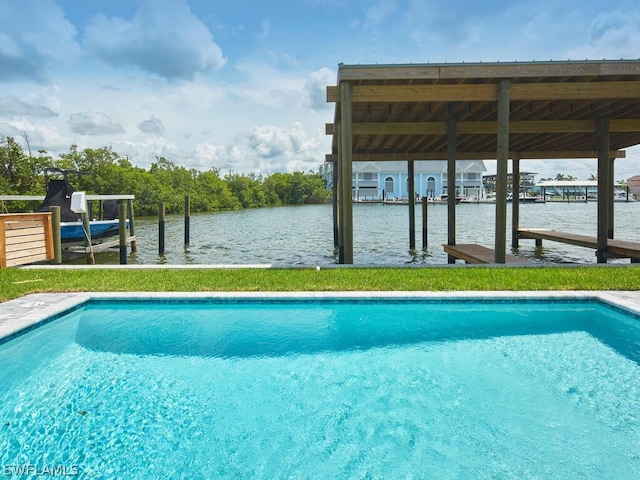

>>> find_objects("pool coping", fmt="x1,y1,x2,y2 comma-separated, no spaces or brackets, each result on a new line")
2,290,640,344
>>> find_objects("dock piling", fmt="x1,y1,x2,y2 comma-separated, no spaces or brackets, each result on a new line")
184,195,191,246
422,197,428,249
159,202,165,255
118,202,127,264
80,212,95,265
50,206,62,264
408,160,416,250
127,199,137,252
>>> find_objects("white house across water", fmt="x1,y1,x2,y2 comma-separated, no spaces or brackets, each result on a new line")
319,160,487,201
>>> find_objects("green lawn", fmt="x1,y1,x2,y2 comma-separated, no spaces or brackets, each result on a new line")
1,265,639,302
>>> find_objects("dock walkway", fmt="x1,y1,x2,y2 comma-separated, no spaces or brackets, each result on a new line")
517,228,640,263
443,243,529,265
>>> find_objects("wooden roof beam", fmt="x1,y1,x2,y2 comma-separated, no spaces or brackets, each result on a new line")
327,81,640,103
324,119,640,135
325,150,626,162
327,151,629,161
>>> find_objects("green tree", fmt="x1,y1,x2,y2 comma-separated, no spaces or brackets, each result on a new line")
193,169,241,211
225,173,267,208
0,136,52,195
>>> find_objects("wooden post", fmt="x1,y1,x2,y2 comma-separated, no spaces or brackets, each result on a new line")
447,117,457,263
608,157,614,239
80,212,94,264
184,195,191,246
339,82,353,264
50,206,62,264
0,220,5,269
158,202,166,255
408,160,416,250
597,118,610,263
495,79,510,264
422,196,428,249
127,198,137,252
332,159,339,249
511,155,520,248
118,202,127,265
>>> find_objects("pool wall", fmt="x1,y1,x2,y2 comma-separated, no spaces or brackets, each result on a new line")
3,290,640,345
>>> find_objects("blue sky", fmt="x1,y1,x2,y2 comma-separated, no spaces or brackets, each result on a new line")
1,0,639,179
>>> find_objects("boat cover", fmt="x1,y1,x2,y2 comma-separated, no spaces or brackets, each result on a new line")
37,179,80,222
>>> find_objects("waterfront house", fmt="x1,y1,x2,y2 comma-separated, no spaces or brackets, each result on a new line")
319,160,487,201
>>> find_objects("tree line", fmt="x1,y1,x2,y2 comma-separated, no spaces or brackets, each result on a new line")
0,136,331,216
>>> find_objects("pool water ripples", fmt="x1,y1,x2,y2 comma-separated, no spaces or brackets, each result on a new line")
1,299,640,478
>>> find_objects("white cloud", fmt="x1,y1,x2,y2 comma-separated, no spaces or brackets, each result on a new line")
0,119,71,152
258,19,271,42
0,0,80,83
568,8,640,59
194,143,244,171
83,0,226,80
243,122,325,172
68,112,125,136
112,136,181,168
138,116,165,135
0,96,58,117
304,67,335,111
365,0,399,27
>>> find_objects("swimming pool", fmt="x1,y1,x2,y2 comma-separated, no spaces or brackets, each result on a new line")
1,292,640,479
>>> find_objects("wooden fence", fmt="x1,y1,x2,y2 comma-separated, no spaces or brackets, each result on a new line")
0,213,54,268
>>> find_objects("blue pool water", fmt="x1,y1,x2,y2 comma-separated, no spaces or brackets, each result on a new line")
1,298,640,479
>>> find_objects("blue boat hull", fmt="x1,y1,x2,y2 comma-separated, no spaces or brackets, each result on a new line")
60,220,125,242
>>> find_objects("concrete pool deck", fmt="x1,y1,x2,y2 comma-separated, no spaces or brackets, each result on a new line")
2,290,640,344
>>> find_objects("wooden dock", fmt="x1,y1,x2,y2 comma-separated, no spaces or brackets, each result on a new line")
0,194,136,266
443,243,529,265
518,228,640,262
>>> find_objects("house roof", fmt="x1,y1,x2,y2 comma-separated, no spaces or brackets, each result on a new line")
326,60,640,162
351,159,486,173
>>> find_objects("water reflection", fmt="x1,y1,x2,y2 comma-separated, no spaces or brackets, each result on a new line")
71,202,640,266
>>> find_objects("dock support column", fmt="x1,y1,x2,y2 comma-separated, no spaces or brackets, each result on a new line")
408,160,416,250
332,159,339,249
511,154,520,248
118,202,127,265
608,157,615,239
447,117,457,264
81,212,95,265
597,118,610,263
50,206,62,264
495,80,510,264
127,199,137,252
339,82,353,264
422,197,428,249
158,202,166,255
184,195,190,246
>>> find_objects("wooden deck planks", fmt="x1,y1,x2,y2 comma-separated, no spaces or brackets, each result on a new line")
518,228,599,248
0,213,54,268
518,228,640,261
443,243,528,264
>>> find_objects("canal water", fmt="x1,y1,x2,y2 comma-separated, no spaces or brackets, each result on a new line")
89,202,640,266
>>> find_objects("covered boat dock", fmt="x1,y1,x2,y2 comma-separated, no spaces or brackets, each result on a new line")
326,59,640,264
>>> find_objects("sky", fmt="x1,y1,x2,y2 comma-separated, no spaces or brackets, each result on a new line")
1,0,639,181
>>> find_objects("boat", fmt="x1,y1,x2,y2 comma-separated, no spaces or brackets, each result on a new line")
614,189,635,202
507,193,541,203
434,194,463,204
37,168,124,242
